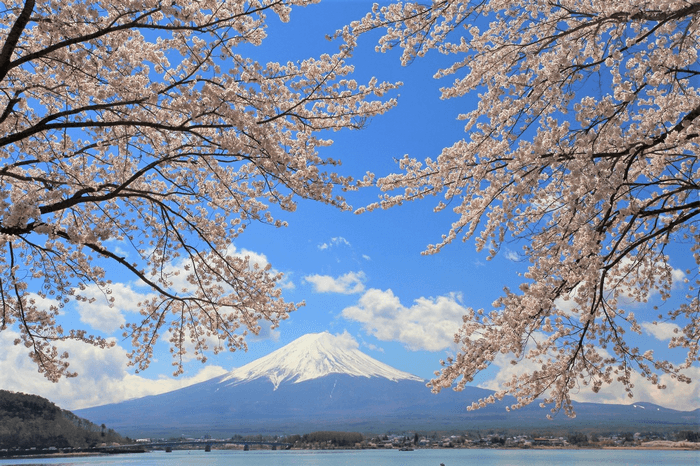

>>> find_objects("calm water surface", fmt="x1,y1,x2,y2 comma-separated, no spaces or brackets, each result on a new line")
0,449,698,466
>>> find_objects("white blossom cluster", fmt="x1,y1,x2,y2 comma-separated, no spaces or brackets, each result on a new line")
346,0,700,415
0,0,398,381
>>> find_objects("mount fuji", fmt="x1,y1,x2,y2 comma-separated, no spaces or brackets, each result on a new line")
75,332,699,437
218,332,424,389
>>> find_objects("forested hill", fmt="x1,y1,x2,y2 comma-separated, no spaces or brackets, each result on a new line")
0,390,127,449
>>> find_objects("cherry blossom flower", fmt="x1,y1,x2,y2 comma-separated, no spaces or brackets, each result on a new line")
0,0,397,381
346,0,700,415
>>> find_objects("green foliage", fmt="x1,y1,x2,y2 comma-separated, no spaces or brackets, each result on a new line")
677,431,700,442
244,434,264,443
567,432,589,445
0,390,126,449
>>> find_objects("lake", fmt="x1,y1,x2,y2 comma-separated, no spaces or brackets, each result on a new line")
0,449,699,466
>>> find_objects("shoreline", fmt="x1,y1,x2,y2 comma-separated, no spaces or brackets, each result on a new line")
0,448,146,460
2,442,698,459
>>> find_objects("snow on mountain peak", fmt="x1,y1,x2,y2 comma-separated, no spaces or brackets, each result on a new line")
219,331,423,389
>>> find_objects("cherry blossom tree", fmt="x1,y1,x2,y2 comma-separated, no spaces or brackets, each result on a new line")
0,0,397,381
345,0,700,415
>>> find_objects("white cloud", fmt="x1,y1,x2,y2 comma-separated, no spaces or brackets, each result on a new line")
68,245,285,336
75,282,154,333
341,288,465,351
568,366,700,411
362,254,371,261
612,258,686,305
162,322,281,361
68,245,285,359
25,292,61,314
0,329,228,410
366,343,384,352
250,324,281,342
304,271,366,294
160,245,294,295
234,247,295,290
641,321,681,341
476,331,550,394
162,328,227,363
476,339,700,411
104,237,129,258
318,236,351,250
553,260,687,314
504,249,519,261
672,267,686,287
355,333,385,353
333,329,361,350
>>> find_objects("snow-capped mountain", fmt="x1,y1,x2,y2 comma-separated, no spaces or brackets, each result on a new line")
219,332,423,389
74,332,700,438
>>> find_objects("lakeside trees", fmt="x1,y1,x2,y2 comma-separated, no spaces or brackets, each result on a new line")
0,0,397,380
343,1,700,415
0,390,125,449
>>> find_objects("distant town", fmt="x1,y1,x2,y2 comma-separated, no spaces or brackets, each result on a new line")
129,429,700,452
4,429,700,459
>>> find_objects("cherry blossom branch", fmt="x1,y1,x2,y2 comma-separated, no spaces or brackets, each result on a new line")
351,0,700,415
0,0,398,379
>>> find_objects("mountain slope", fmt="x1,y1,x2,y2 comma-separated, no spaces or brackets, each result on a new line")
74,332,700,437
75,373,497,436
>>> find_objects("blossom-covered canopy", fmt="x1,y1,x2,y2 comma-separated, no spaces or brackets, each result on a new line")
0,0,396,380
345,0,700,415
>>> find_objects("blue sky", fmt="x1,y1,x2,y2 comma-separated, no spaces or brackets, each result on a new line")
2,0,699,414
